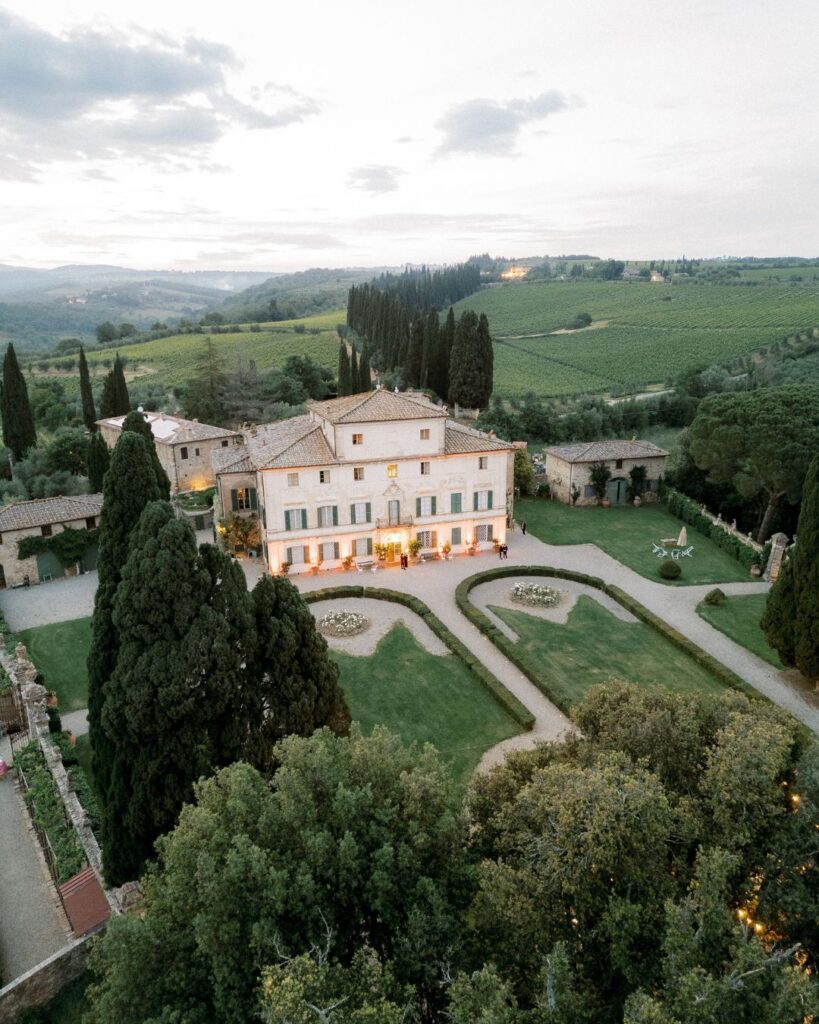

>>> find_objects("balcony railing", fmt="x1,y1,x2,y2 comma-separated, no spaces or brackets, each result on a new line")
375,515,414,528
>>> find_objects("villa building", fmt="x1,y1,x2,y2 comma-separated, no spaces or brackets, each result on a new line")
545,439,668,506
213,389,515,574
97,411,242,493
0,494,103,587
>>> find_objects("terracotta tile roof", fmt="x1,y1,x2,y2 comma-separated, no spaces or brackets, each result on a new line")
545,439,669,464
245,416,338,470
444,421,515,454
308,389,447,424
211,447,254,474
0,494,104,533
96,411,238,445
58,865,111,937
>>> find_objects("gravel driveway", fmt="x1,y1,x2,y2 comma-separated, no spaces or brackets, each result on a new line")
0,572,98,632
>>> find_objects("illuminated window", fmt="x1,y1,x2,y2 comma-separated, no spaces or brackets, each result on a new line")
353,467,364,481
352,433,363,445
420,428,430,440
387,464,398,478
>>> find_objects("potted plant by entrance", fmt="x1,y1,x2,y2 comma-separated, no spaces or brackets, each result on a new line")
441,541,452,560
589,461,612,507
408,538,422,564
375,543,388,563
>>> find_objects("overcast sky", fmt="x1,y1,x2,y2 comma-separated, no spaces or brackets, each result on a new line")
1,0,817,271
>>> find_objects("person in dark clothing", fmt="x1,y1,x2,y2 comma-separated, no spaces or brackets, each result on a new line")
521,521,527,535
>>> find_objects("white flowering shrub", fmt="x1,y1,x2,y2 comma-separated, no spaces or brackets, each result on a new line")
319,610,370,637
510,582,561,607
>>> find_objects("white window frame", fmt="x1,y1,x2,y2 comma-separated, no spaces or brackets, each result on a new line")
418,496,433,517
420,461,431,476
353,501,368,524
475,490,490,511
317,505,334,528
287,472,299,487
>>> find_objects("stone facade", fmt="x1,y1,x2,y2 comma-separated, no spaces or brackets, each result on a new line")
214,391,516,575
97,411,242,493
0,495,102,588
544,440,668,506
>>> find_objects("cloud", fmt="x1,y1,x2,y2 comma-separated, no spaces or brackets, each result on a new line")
0,10,320,176
347,164,404,194
435,90,573,156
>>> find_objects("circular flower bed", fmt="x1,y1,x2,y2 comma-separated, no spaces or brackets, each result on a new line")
319,609,370,637
510,581,561,608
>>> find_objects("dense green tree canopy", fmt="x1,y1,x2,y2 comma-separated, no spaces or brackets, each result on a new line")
87,430,110,492
687,385,819,540
120,409,171,498
448,310,493,409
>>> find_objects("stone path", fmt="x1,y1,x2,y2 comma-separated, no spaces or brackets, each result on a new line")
0,735,69,984
0,572,97,632
312,598,448,657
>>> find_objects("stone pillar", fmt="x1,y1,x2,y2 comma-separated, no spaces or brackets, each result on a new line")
764,532,790,582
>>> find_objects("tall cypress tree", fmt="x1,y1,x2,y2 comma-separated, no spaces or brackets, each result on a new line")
447,311,493,410
338,342,352,396
421,309,439,392
350,347,360,394
87,431,110,492
475,312,494,407
405,317,425,388
78,345,97,432
245,575,350,774
792,454,819,676
121,410,171,499
2,343,37,460
112,354,130,414
439,307,456,401
359,350,372,391
761,556,797,666
88,432,162,817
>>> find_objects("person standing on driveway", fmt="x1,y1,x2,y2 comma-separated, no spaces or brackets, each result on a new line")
521,521,527,535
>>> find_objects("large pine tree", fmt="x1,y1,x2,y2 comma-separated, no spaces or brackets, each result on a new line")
338,342,352,396
87,432,163,818
121,410,171,499
245,575,350,773
448,310,493,409
2,343,37,460
87,431,110,492
78,345,97,432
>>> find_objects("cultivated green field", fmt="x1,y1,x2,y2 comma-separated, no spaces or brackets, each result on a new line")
29,310,344,397
454,280,819,397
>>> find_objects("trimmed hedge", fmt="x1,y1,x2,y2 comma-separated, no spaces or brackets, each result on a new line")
304,585,535,730
665,490,765,570
455,566,761,716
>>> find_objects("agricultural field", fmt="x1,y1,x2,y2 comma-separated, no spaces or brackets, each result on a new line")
454,280,819,397
25,310,345,398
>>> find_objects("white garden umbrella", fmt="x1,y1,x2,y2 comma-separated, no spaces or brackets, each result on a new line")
677,526,687,547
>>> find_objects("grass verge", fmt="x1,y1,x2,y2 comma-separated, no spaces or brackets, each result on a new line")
697,593,784,669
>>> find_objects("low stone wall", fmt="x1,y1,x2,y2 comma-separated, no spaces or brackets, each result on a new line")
0,937,92,1024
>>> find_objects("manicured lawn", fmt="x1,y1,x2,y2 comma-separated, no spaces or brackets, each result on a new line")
331,622,520,782
490,596,727,710
18,617,91,712
515,498,749,585
697,593,784,669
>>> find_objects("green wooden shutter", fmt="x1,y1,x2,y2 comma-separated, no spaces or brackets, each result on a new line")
286,547,293,564
451,527,461,546
333,542,340,559
473,492,479,511
451,492,461,514
365,502,371,522
332,506,338,526
231,489,239,512
487,524,494,541
249,488,258,510
416,498,421,517
366,538,372,555
284,510,291,531
431,496,437,515
301,509,308,529
350,503,356,524
487,490,493,509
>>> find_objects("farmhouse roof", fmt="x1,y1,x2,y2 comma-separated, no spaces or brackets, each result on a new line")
244,415,338,470
308,389,447,424
444,421,515,455
211,447,255,475
96,411,238,445
545,439,669,464
0,494,104,533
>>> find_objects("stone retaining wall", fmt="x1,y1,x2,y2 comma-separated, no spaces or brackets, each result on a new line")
0,938,92,1024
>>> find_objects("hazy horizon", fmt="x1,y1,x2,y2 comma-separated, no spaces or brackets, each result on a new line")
2,0,818,272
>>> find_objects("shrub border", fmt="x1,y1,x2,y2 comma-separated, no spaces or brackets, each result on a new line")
454,566,760,716
304,585,535,731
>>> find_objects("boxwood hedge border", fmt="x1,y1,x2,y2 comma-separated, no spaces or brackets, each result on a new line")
455,566,760,716
304,585,535,731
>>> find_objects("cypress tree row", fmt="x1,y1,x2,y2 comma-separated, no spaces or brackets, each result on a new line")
121,410,171,499
99,354,130,418
405,316,425,388
78,345,97,432
87,431,110,492
359,350,372,392
350,347,360,394
448,310,494,409
1,342,37,460
87,432,163,822
338,342,352,396
764,453,819,677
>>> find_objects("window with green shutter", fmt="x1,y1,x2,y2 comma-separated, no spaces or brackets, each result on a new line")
285,510,291,531
300,509,308,529
451,527,462,546
231,489,239,512
431,496,437,515
249,488,258,510
451,492,462,514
